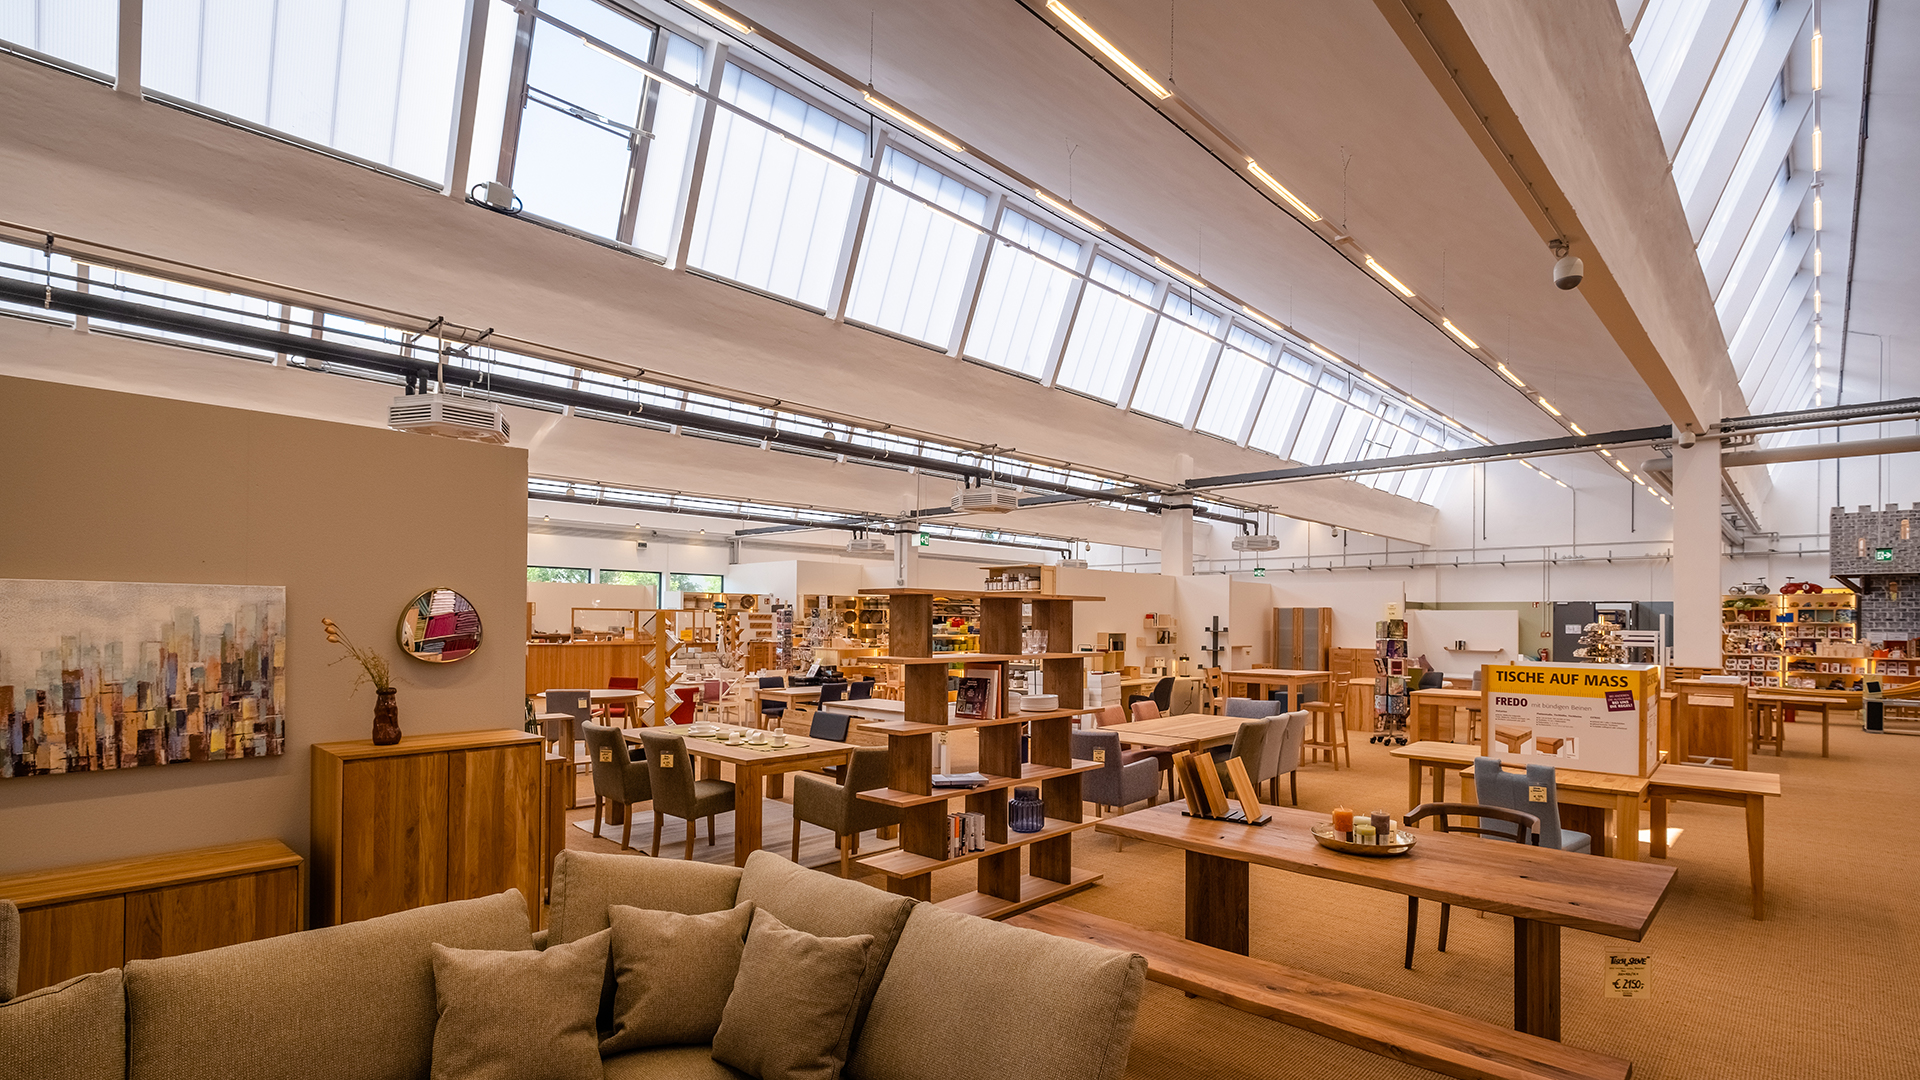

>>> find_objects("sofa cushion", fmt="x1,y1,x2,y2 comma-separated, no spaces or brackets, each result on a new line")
549,850,743,947
125,890,532,1080
602,902,754,1054
429,928,608,1080
847,904,1146,1080
602,1046,752,1080
712,911,872,1080
0,969,125,1080
734,849,912,1036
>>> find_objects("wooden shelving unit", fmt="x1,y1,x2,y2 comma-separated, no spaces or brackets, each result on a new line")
854,586,1102,917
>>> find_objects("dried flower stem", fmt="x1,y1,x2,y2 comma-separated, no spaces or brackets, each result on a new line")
322,617,392,692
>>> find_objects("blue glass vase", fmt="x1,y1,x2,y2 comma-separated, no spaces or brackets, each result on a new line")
1009,786,1045,833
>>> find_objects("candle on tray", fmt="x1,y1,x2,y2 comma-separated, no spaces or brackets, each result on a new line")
1353,822,1377,844
1332,807,1354,838
1370,811,1392,838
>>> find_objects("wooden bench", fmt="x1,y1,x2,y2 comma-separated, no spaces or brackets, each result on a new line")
1008,906,1631,1080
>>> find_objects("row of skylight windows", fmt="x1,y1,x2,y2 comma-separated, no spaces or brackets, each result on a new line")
1,0,1474,506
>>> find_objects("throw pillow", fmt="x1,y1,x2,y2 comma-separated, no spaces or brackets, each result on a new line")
429,928,608,1080
601,901,756,1053
712,911,872,1080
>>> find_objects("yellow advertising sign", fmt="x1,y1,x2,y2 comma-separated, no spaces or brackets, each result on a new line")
1482,663,1657,777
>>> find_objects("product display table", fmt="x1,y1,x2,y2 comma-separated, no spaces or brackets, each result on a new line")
1103,712,1247,799
625,726,854,866
1094,802,1676,1040
1390,742,1649,861
1221,669,1332,711
1406,687,1484,743
1747,691,1846,758
1646,762,1781,919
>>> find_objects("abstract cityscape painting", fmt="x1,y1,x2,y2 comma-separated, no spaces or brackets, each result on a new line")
0,579,287,778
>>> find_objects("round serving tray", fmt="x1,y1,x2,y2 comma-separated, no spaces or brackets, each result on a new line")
1311,820,1418,857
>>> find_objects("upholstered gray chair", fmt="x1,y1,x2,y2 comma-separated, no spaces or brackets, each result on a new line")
1073,730,1161,848
582,721,652,851
0,898,17,1003
1224,697,1286,720
791,747,901,877
1263,711,1310,805
638,728,736,859
1472,757,1592,852
1209,718,1270,791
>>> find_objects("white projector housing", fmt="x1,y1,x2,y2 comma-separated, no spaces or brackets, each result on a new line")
1059,559,1089,569
1232,534,1282,552
846,537,889,553
388,394,510,444
950,485,1022,514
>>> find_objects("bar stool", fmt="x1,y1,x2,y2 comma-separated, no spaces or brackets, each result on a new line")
1301,697,1350,769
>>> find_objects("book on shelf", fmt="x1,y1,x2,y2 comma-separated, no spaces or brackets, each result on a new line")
946,811,987,858
931,772,990,788
955,662,1002,720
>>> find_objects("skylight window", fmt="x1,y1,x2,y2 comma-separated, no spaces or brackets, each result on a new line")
1129,294,1221,422
964,211,1081,377
1054,257,1154,402
845,149,988,347
1193,327,1271,440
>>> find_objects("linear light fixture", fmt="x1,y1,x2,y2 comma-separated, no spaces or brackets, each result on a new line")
1815,323,1824,344
1246,160,1321,221
1364,256,1415,297
779,132,837,163
1034,188,1105,232
1815,247,1822,276
1554,478,1569,489
1615,459,1630,473
1441,318,1479,349
1812,127,1823,171
1813,194,1823,231
1309,342,1339,362
1495,362,1525,387
1600,448,1613,457
1154,257,1206,289
687,0,752,35
1239,305,1283,333
1047,1,1171,99
1361,371,1387,386
1633,475,1646,487
864,91,965,152
583,37,642,69
1658,495,1671,506
1814,289,1822,313
1811,30,1823,90
1538,398,1562,416
1569,423,1587,436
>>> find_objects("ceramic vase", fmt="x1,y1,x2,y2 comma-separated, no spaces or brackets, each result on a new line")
373,687,402,746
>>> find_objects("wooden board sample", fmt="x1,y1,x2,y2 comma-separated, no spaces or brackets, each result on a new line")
1225,758,1263,821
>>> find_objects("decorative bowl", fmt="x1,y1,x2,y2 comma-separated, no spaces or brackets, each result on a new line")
1311,820,1417,857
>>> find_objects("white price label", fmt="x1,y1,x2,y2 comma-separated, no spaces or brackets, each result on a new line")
1605,953,1651,998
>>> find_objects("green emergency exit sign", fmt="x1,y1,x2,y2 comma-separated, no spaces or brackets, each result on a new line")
1875,548,1894,562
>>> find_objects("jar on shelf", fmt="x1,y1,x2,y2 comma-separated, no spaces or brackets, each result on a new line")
1009,786,1045,833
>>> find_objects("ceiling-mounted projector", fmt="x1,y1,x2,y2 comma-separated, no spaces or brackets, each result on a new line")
846,536,889,553
950,485,1022,514
1059,558,1089,569
1232,534,1282,552
388,393,510,444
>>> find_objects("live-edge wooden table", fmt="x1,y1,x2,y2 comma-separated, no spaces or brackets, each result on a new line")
626,727,854,866
1096,802,1675,1041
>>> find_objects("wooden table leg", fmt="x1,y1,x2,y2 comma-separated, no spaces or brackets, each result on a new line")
1746,794,1765,920
1406,759,1423,818
766,773,785,799
1184,851,1250,955
1821,704,1831,758
1649,793,1668,858
559,719,580,809
1612,793,1640,860
733,764,763,867
1512,918,1561,1040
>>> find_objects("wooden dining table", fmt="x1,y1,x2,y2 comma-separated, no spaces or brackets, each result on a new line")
1406,687,1484,743
1101,712,1248,800
1095,802,1676,1040
1220,669,1332,710
1748,691,1846,758
624,726,855,867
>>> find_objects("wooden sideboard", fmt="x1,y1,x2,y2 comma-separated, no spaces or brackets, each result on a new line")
0,839,303,995
311,729,545,929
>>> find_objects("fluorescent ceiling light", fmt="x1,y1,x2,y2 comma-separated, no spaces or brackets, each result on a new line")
1812,127,1823,171
1364,257,1415,297
1362,372,1386,386
1813,195,1823,231
1154,257,1206,289
1569,423,1587,436
1441,318,1479,349
1495,362,1525,387
1615,459,1630,472
1815,248,1822,276
1811,31,1823,90
1035,188,1105,232
864,91,965,153
1245,160,1320,221
1309,342,1339,362
1239,305,1283,333
687,0,752,35
1047,1,1172,99
1538,397,1561,417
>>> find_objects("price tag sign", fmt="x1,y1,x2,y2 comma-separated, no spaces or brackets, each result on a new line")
659,752,674,769
1092,748,1106,763
1605,953,1651,998
598,748,612,762
1528,785,1548,803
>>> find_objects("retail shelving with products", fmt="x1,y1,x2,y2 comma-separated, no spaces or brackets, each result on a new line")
855,586,1102,916
1721,594,1783,688
1374,620,1409,726
1781,592,1861,690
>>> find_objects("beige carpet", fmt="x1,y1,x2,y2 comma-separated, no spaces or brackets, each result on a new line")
566,719,1920,1079
571,799,896,871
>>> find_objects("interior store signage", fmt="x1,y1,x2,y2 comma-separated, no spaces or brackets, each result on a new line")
1483,663,1657,776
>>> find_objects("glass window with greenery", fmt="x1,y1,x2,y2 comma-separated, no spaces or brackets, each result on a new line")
527,566,591,583
599,569,662,598
668,573,724,594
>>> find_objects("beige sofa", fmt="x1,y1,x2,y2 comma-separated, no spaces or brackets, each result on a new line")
1,849,1146,1080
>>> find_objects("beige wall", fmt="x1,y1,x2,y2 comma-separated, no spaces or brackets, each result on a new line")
0,374,527,875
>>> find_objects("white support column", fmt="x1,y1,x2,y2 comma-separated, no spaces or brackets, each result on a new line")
1160,496,1194,577
894,528,920,587
115,0,142,97
1670,435,1724,666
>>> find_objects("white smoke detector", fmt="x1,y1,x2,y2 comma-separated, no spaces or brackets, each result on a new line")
950,485,1023,514
1232,534,1281,552
388,393,510,444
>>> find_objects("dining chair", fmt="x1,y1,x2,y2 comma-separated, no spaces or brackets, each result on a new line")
1223,697,1285,720
818,681,849,707
1072,730,1161,848
809,711,854,781
1130,700,1161,722
1167,677,1202,716
1096,704,1173,797
1208,718,1271,795
1400,801,1541,969
1262,711,1308,805
582,722,651,851
547,689,594,738
607,676,641,725
791,747,901,876
1471,757,1592,853
757,676,788,728
700,679,724,720
1149,677,1175,713
637,729,735,860
847,679,874,701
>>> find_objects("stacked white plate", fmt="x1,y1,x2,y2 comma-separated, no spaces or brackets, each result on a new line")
1020,694,1060,712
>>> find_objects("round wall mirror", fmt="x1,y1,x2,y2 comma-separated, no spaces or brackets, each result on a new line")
398,588,482,663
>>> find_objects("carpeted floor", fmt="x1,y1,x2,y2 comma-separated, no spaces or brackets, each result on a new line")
564,719,1920,1079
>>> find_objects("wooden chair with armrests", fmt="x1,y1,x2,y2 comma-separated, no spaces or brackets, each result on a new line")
1400,802,1541,968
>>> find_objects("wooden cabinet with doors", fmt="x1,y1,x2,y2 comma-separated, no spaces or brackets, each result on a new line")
1274,607,1334,674
311,729,544,929
0,840,303,995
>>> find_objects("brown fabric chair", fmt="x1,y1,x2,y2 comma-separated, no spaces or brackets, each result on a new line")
582,722,652,850
638,729,736,859
791,748,902,876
